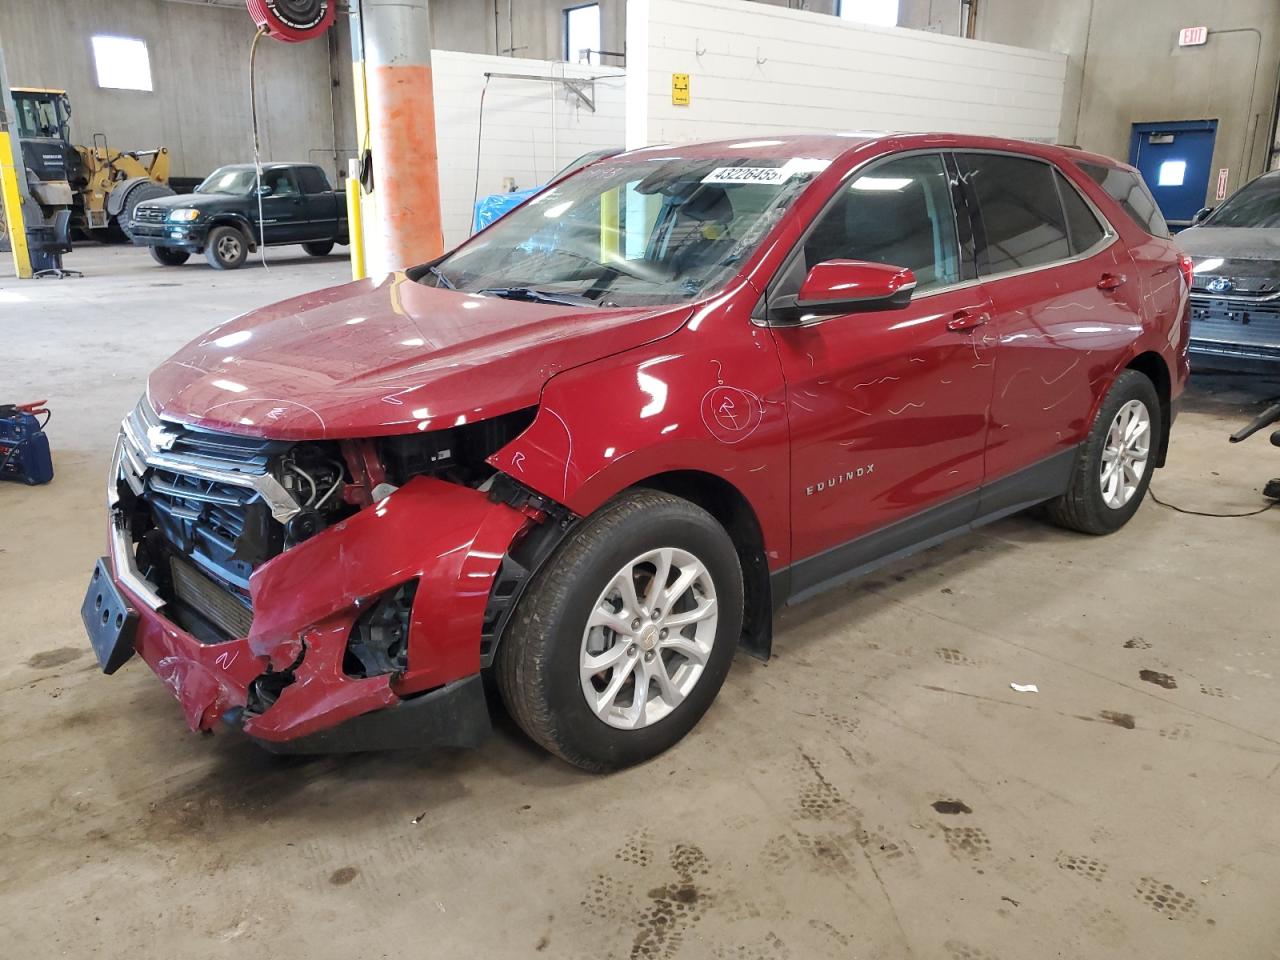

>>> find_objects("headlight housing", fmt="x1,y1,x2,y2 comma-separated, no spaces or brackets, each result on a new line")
167,208,200,222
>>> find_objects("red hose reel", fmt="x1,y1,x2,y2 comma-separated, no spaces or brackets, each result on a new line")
245,0,334,43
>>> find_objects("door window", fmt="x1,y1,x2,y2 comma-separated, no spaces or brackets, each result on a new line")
1055,171,1106,254
262,169,298,197
959,154,1071,274
296,166,331,194
800,153,960,292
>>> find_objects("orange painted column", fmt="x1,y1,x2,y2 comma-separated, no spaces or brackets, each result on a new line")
363,0,444,275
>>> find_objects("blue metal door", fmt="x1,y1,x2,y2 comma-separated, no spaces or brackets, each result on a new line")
1129,120,1217,229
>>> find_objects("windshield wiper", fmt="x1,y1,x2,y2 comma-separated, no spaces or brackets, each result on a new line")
476,286,594,306
426,264,455,289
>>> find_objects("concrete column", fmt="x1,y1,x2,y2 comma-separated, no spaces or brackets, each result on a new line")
362,0,444,275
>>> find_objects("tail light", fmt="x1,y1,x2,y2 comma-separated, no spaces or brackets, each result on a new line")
1177,253,1195,291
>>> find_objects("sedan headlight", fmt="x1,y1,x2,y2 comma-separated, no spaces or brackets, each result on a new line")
167,208,200,222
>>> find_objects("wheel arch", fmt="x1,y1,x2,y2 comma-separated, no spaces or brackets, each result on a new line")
1125,350,1172,467
631,469,773,661
207,214,258,250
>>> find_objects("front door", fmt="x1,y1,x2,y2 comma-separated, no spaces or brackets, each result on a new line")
768,152,996,597
1129,120,1217,229
256,167,307,243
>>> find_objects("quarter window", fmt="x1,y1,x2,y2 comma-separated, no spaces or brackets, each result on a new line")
1077,162,1170,238
1055,171,1106,254
959,154,1070,274
801,153,961,293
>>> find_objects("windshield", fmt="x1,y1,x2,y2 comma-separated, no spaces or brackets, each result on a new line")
1207,176,1280,228
196,167,257,196
15,93,66,141
431,155,829,307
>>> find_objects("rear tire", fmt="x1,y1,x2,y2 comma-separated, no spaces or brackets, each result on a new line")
303,239,335,257
205,225,248,270
1045,369,1160,535
149,245,189,266
495,490,744,771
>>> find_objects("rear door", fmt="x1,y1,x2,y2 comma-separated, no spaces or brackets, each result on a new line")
957,151,1145,505
768,151,997,595
296,165,339,241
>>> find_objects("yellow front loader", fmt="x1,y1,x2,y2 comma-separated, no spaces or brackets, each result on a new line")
10,86,175,240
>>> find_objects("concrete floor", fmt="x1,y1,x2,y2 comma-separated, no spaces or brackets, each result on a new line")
3,244,1280,960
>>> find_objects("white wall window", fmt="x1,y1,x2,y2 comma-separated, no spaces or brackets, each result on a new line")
91,35,153,91
564,3,601,64
838,0,899,27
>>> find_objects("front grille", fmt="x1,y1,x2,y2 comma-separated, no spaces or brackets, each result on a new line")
1189,295,1280,360
133,206,166,223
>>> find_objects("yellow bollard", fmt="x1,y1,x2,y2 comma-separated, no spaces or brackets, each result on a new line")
346,170,366,282
0,130,33,279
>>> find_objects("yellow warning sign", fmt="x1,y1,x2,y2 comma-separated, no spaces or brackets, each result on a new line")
671,73,690,106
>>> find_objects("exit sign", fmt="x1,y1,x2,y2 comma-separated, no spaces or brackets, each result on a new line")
1178,26,1208,46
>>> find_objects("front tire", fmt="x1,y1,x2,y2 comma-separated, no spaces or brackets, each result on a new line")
149,245,189,266
496,490,744,771
1046,369,1160,535
205,225,248,270
303,239,335,257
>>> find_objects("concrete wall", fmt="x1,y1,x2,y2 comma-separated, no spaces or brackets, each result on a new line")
943,0,1280,194
431,50,624,247
0,0,340,181
627,0,1065,148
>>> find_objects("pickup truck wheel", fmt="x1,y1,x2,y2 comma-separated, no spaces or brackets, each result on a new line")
149,245,189,267
302,239,335,257
495,489,744,771
205,226,248,270
1045,370,1160,535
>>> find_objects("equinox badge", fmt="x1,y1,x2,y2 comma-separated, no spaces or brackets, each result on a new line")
806,465,875,496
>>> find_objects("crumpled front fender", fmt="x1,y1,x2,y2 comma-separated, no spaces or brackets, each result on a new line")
241,475,531,742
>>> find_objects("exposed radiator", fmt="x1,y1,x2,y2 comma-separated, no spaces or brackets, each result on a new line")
169,554,254,639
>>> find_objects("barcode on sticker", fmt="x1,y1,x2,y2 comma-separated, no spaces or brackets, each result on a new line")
702,167,789,185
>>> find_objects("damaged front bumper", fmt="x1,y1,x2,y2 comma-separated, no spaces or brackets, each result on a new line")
83,432,531,751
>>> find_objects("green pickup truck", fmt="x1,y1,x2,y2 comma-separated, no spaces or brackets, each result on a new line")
128,162,348,270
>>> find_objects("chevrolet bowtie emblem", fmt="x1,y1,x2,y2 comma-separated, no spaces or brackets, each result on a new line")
146,423,178,451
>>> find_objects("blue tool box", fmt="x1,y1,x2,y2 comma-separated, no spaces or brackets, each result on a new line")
0,402,54,485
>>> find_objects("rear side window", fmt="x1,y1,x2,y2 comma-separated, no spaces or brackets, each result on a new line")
1077,162,1170,238
1055,171,1106,254
297,166,331,193
801,153,961,292
958,153,1071,273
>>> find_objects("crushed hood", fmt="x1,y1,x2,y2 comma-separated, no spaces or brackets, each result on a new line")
148,274,692,439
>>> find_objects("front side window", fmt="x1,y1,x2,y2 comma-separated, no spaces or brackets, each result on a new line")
432,156,829,307
1077,162,1170,238
1201,174,1280,229
960,153,1071,274
261,169,298,197
800,153,960,292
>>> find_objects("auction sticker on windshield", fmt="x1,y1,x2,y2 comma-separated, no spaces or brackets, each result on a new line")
702,167,792,185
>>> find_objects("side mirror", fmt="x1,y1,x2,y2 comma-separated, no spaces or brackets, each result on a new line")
1192,206,1213,225
256,183,273,197
771,260,916,323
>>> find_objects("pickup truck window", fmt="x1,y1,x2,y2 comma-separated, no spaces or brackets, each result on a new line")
196,166,257,196
261,168,298,197
297,165,331,194
431,156,829,307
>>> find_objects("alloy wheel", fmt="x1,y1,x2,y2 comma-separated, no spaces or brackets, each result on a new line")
1100,398,1151,509
579,547,719,730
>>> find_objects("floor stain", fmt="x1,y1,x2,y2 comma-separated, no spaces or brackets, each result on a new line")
1134,876,1198,919
1139,670,1177,690
328,866,358,885
1099,711,1136,729
1056,852,1108,881
27,647,84,670
932,799,973,814
1123,637,1152,650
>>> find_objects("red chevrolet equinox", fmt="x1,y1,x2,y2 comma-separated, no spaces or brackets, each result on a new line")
83,134,1190,769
